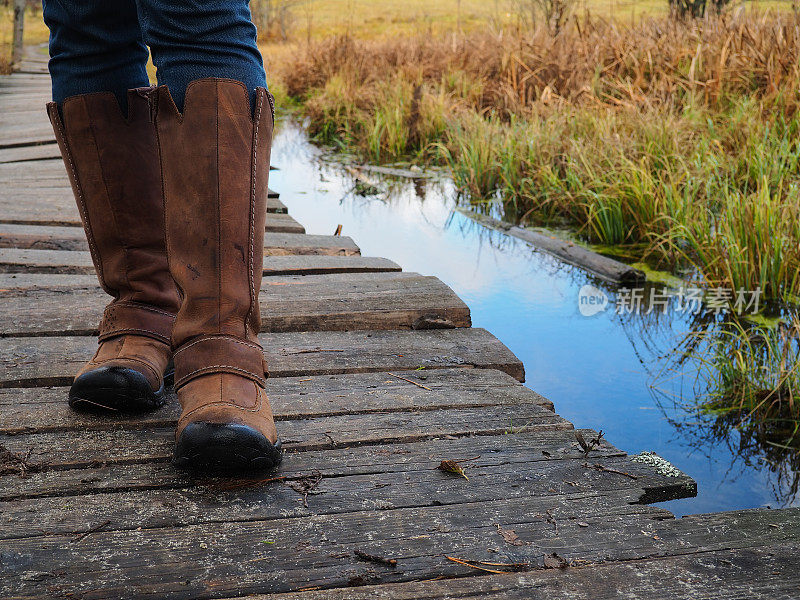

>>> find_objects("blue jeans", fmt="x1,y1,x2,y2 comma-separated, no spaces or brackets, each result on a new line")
42,0,266,114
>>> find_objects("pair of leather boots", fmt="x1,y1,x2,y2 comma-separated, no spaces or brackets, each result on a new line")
48,79,282,473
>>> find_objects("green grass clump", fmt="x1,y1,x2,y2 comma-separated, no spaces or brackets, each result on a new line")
690,318,800,451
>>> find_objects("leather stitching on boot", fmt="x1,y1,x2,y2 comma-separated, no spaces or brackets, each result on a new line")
109,301,177,318
174,335,261,355
244,91,263,339
176,364,265,387
100,326,170,339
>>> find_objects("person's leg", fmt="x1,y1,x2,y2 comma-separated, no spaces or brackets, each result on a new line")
135,0,266,112
43,0,150,114
154,81,281,473
137,1,281,472
48,90,181,412
43,0,181,412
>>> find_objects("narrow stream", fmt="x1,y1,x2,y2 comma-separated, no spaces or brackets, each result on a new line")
269,120,799,517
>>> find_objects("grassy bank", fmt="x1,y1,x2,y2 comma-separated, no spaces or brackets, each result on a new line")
269,10,800,302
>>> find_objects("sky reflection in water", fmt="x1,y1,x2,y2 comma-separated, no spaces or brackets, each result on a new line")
269,121,799,517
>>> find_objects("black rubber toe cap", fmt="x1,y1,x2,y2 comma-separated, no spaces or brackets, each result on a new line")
69,366,166,413
174,422,283,474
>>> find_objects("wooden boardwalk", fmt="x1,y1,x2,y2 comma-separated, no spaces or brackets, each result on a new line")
0,50,798,600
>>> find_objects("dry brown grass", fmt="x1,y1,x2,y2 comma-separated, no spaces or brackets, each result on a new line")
276,10,800,115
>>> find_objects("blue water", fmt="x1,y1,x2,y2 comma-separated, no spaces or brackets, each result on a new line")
269,121,799,516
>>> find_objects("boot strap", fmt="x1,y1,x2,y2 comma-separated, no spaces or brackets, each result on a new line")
99,301,175,345
173,335,267,390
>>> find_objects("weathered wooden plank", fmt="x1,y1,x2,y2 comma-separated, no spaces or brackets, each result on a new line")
0,159,66,176
0,273,99,289
0,223,93,250
0,86,49,94
1,459,641,539
0,144,273,169
0,192,82,225
0,85,51,96
0,495,671,598
0,368,547,435
0,104,50,117
2,184,282,203
0,224,358,255
2,433,679,518
0,422,588,497
0,85,49,93
1,185,283,214
0,75,49,83
3,502,796,598
0,248,89,273
265,544,800,600
0,118,52,132
0,451,695,541
0,267,421,292
267,212,306,234
0,272,468,336
9,66,49,75
0,93,50,103
0,142,59,163
0,208,306,233
263,233,359,256
0,95,52,106
0,403,570,474
0,72,49,80
0,328,525,387
0,74,50,84
0,88,50,95
0,249,396,277
1,269,440,292
0,131,54,148
1,158,278,175
0,100,47,112
0,112,51,125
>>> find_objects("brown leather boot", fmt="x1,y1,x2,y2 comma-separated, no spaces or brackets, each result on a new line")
47,91,181,412
151,79,282,472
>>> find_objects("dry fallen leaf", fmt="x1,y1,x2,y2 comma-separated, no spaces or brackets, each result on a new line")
437,460,469,481
494,523,526,546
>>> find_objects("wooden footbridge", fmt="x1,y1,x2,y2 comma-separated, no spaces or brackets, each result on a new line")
1,50,798,600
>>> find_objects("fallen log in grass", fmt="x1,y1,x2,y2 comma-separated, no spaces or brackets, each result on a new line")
457,208,646,285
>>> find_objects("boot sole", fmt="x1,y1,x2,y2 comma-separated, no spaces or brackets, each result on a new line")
69,366,168,413
173,422,283,474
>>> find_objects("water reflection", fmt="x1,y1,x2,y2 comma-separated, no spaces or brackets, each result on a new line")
269,119,800,516
644,314,800,507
